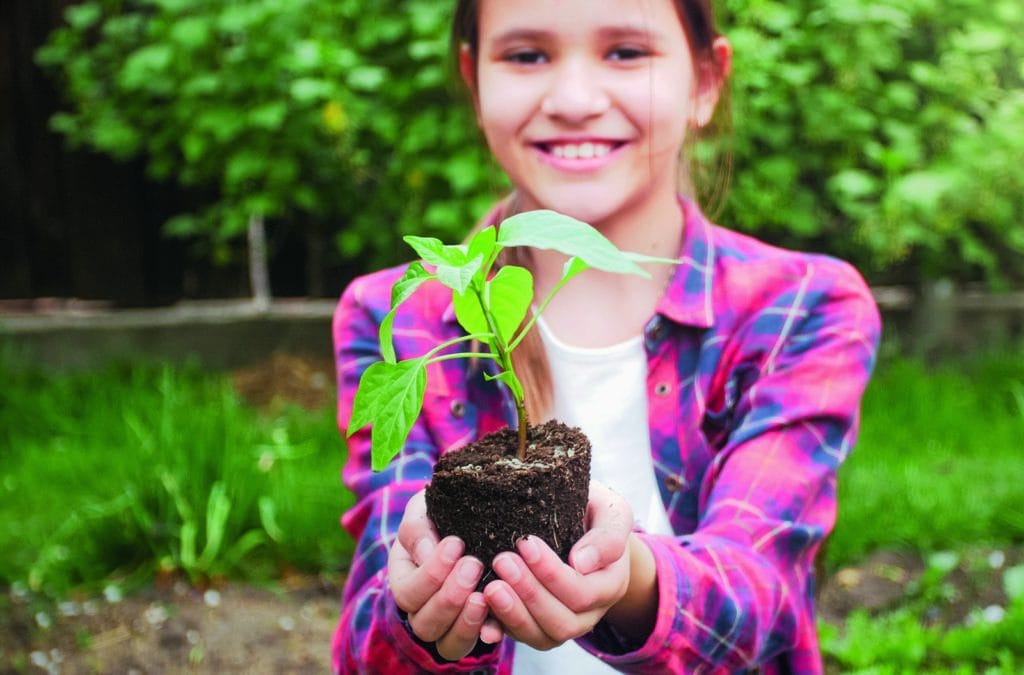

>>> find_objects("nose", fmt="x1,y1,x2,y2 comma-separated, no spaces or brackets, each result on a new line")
540,57,610,123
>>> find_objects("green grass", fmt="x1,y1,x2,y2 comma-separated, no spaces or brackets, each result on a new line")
0,348,353,597
828,349,1024,569
822,347,1024,673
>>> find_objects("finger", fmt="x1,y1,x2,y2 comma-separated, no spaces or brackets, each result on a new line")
484,579,558,650
396,490,439,567
571,484,633,575
480,617,504,645
390,536,464,614
435,592,488,661
408,555,485,643
511,536,597,614
490,551,594,648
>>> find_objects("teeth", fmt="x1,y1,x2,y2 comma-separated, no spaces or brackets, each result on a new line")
550,142,612,159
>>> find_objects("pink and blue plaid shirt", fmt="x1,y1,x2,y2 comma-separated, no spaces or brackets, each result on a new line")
331,198,881,674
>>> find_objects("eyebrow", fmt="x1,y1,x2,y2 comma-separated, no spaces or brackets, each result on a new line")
489,24,662,46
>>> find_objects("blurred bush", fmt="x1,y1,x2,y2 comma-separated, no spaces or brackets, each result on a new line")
719,0,1024,285
37,0,1024,285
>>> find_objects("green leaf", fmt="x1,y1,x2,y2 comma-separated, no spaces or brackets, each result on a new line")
169,17,211,50
290,78,334,103
258,496,284,542
65,3,102,30
466,226,497,282
486,370,524,403
347,66,388,92
453,264,532,344
404,235,467,267
197,481,230,570
379,262,435,364
453,287,488,337
403,235,481,294
487,266,533,343
830,169,879,199
348,360,428,472
436,257,482,296
119,44,174,90
248,102,288,130
497,210,649,277
622,251,683,266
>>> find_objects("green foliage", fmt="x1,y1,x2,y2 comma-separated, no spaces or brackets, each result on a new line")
719,0,1024,284
37,0,494,267
37,0,1024,284
0,355,351,597
348,210,650,471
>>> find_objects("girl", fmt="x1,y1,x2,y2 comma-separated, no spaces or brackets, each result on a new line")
332,0,880,673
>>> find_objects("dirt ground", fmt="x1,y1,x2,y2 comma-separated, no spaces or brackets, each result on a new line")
2,353,1018,673
4,545,1019,674
1,577,340,674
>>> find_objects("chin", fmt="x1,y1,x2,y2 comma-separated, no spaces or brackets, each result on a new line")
522,189,629,228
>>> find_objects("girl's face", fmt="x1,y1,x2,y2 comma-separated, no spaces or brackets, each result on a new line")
468,0,719,230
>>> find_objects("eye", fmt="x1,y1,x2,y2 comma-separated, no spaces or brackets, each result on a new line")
504,49,548,65
607,46,650,61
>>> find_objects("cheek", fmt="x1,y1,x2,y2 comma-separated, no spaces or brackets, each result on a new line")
643,76,696,151
475,74,535,138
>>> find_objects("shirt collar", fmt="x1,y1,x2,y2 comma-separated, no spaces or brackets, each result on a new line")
654,196,716,329
442,196,717,329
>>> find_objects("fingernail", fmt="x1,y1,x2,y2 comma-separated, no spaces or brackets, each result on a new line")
574,546,598,574
441,537,464,565
466,596,487,625
493,555,521,583
456,558,482,589
518,536,540,564
490,587,514,612
414,537,434,563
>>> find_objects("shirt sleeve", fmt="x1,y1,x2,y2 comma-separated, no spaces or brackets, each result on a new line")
578,259,881,673
330,274,506,674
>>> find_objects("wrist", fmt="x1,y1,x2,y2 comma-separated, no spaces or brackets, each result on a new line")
603,533,658,642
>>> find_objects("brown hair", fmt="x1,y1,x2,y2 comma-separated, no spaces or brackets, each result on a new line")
451,0,731,422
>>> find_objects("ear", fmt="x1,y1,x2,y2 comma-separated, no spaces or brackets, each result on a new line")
458,43,477,93
691,37,732,128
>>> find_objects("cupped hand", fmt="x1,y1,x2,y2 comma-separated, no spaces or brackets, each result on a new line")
482,481,634,650
387,489,504,660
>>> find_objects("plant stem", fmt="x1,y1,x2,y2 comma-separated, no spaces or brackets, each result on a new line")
516,400,528,460
427,352,498,365
472,281,529,459
424,333,492,361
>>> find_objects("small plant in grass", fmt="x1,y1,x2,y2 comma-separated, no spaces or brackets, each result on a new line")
348,209,667,569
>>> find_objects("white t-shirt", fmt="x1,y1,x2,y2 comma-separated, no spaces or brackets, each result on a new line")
512,317,672,673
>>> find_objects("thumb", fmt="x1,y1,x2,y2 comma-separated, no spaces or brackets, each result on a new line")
570,482,633,575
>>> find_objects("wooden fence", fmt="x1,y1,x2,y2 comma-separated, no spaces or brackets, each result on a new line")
0,0,346,306
1,284,1021,371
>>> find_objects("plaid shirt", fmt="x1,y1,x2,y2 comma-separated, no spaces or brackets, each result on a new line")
331,198,881,674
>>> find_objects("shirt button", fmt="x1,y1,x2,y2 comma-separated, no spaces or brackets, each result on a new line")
664,474,683,492
450,400,466,419
648,320,665,342
654,382,671,396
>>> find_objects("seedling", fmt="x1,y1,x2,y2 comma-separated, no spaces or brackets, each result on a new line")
348,209,668,471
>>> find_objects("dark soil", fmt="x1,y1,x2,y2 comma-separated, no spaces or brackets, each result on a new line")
0,576,341,674
425,420,591,583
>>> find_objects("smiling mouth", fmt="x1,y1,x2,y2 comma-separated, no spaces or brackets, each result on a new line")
536,141,624,159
